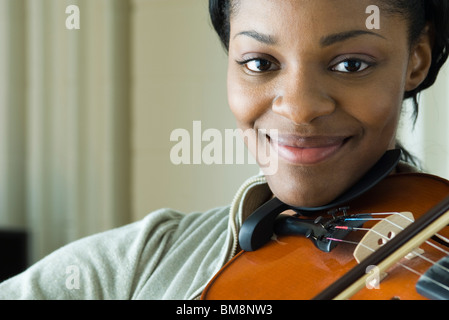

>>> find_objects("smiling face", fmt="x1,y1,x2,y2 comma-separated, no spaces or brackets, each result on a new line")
227,0,432,208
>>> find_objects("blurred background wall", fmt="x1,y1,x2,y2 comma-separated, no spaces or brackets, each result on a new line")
0,0,447,266
0,0,133,264
0,0,258,265
131,0,259,222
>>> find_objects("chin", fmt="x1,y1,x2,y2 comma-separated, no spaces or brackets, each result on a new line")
264,174,341,209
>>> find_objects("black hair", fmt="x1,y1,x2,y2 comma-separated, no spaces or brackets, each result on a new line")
208,0,449,167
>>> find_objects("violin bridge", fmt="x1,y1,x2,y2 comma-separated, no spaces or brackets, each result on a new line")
353,211,416,264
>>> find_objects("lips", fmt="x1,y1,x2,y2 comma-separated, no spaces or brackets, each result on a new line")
268,134,350,165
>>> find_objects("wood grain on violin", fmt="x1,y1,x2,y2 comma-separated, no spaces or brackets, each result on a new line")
201,173,449,300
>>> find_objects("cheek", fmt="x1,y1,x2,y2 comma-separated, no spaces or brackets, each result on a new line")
227,69,279,168
344,80,404,142
227,68,272,129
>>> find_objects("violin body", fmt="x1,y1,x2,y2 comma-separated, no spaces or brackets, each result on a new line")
201,173,449,300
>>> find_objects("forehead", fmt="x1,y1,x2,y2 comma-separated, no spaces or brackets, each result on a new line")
229,0,406,45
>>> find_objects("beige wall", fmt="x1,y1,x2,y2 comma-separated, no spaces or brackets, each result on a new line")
131,0,259,220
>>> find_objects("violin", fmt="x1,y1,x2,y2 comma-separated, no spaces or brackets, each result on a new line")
201,151,449,300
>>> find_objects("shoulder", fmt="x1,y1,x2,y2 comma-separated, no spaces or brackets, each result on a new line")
134,205,231,299
0,207,230,299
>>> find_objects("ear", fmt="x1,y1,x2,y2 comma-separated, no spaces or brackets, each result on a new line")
405,24,433,92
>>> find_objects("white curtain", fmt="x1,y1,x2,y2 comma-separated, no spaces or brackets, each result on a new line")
0,0,130,263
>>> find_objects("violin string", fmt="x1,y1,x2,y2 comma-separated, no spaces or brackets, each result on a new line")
326,235,449,295
369,212,415,223
434,233,449,247
425,239,449,256
333,221,449,274
413,251,449,274
340,212,449,251
344,218,384,221
347,212,414,221
330,212,449,294
398,262,449,294
335,226,392,242
436,233,449,243
378,214,448,250
325,237,373,252
345,213,412,231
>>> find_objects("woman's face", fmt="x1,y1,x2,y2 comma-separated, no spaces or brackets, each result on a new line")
227,0,431,208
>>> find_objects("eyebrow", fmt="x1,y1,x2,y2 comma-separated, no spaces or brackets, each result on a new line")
234,29,386,48
320,30,386,47
233,30,277,45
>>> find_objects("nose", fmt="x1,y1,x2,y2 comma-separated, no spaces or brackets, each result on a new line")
272,69,336,125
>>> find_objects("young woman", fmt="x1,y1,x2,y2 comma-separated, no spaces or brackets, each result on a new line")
1,0,448,299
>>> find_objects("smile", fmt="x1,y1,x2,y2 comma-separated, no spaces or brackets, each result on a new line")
268,134,350,165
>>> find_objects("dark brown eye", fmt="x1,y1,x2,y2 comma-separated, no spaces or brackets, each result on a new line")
245,59,274,72
332,59,370,73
